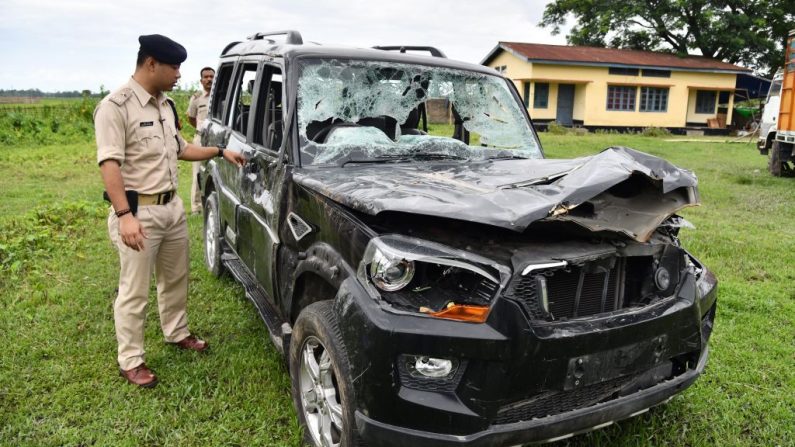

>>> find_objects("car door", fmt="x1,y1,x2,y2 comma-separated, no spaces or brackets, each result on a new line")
225,60,260,190
203,61,240,231
205,60,259,238
238,63,286,301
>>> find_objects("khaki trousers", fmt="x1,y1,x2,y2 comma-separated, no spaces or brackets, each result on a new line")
108,196,191,370
190,134,202,213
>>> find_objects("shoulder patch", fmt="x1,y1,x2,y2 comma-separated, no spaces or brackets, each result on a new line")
108,88,133,106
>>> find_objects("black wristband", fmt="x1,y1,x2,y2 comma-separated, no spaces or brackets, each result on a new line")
115,208,132,218
216,147,224,158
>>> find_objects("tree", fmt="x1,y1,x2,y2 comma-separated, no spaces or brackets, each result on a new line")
540,0,795,77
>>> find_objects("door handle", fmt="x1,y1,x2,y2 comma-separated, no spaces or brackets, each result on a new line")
246,159,260,172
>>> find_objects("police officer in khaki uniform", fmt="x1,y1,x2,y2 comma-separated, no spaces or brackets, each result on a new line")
186,66,214,214
95,34,246,388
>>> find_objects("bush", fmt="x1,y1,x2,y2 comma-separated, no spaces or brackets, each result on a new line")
546,122,569,135
641,126,672,137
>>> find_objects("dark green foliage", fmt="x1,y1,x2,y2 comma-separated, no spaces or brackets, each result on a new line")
0,91,196,146
0,201,106,288
540,0,795,76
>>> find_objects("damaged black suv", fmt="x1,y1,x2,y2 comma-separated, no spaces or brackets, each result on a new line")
198,30,718,447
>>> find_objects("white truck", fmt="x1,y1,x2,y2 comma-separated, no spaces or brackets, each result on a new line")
757,69,783,156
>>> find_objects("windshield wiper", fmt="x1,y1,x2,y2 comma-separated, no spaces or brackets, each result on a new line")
338,154,410,167
409,152,469,161
486,154,530,160
339,152,467,166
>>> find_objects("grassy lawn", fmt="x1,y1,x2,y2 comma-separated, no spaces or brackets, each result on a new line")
1,133,793,446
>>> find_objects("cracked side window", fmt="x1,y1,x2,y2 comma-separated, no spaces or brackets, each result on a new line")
211,64,234,121
228,64,258,136
296,59,541,165
252,67,284,151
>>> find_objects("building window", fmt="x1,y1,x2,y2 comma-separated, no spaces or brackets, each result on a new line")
640,87,669,112
609,67,640,76
642,69,671,78
606,85,636,111
523,82,530,108
695,90,716,114
495,65,507,74
534,83,549,109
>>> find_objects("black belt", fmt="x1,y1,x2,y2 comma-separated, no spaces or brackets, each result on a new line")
138,190,175,206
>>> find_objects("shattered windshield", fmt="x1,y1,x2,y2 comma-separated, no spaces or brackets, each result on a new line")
297,58,542,166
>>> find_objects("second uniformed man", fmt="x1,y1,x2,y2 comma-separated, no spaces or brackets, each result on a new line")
186,66,215,214
94,34,246,388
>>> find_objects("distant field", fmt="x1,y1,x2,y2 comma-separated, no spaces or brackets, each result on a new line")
0,92,195,146
0,132,793,446
0,97,84,107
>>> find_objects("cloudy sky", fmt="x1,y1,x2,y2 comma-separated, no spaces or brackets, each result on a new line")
0,0,569,92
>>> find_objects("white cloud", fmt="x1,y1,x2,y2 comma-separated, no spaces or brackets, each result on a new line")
0,0,568,91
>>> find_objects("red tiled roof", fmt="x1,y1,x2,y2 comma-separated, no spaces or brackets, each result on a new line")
492,42,750,72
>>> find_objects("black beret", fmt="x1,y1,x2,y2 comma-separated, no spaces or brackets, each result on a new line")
138,34,187,64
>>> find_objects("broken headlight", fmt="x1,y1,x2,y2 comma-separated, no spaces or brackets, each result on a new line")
369,247,416,292
358,235,509,322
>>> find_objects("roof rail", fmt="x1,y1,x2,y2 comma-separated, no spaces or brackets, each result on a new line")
372,46,447,58
247,30,303,45
221,41,242,56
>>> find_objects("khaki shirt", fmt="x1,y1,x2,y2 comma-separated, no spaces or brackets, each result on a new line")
95,77,186,195
187,90,210,127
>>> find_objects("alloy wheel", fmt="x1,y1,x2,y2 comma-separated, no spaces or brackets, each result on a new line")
299,336,343,447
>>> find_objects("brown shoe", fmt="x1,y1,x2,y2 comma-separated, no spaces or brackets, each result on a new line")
172,335,209,353
119,363,158,388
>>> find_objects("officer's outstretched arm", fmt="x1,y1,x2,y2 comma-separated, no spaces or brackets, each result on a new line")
179,143,247,167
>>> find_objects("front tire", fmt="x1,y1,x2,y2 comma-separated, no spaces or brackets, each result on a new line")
769,141,784,176
290,301,360,447
768,141,795,177
203,191,225,277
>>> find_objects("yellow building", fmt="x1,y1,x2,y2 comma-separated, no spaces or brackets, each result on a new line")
481,42,751,131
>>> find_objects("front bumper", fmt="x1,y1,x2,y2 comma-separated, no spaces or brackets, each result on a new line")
356,347,708,447
333,265,717,447
757,137,768,152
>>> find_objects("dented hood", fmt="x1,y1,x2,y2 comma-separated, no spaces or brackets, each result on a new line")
293,147,700,242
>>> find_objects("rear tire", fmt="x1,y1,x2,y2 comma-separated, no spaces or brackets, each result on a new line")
290,301,361,447
203,191,225,277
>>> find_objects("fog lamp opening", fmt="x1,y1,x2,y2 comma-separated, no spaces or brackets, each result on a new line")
411,356,455,378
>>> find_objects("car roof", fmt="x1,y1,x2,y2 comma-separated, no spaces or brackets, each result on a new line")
221,39,500,76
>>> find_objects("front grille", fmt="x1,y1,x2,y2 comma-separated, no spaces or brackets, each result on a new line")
507,256,653,320
503,275,543,319
493,374,635,425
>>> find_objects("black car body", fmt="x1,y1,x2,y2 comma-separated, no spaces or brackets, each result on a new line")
198,31,717,447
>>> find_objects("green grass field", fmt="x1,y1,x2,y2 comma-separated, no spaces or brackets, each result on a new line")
0,132,793,446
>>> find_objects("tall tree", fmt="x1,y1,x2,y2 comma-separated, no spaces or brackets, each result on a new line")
540,0,795,76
